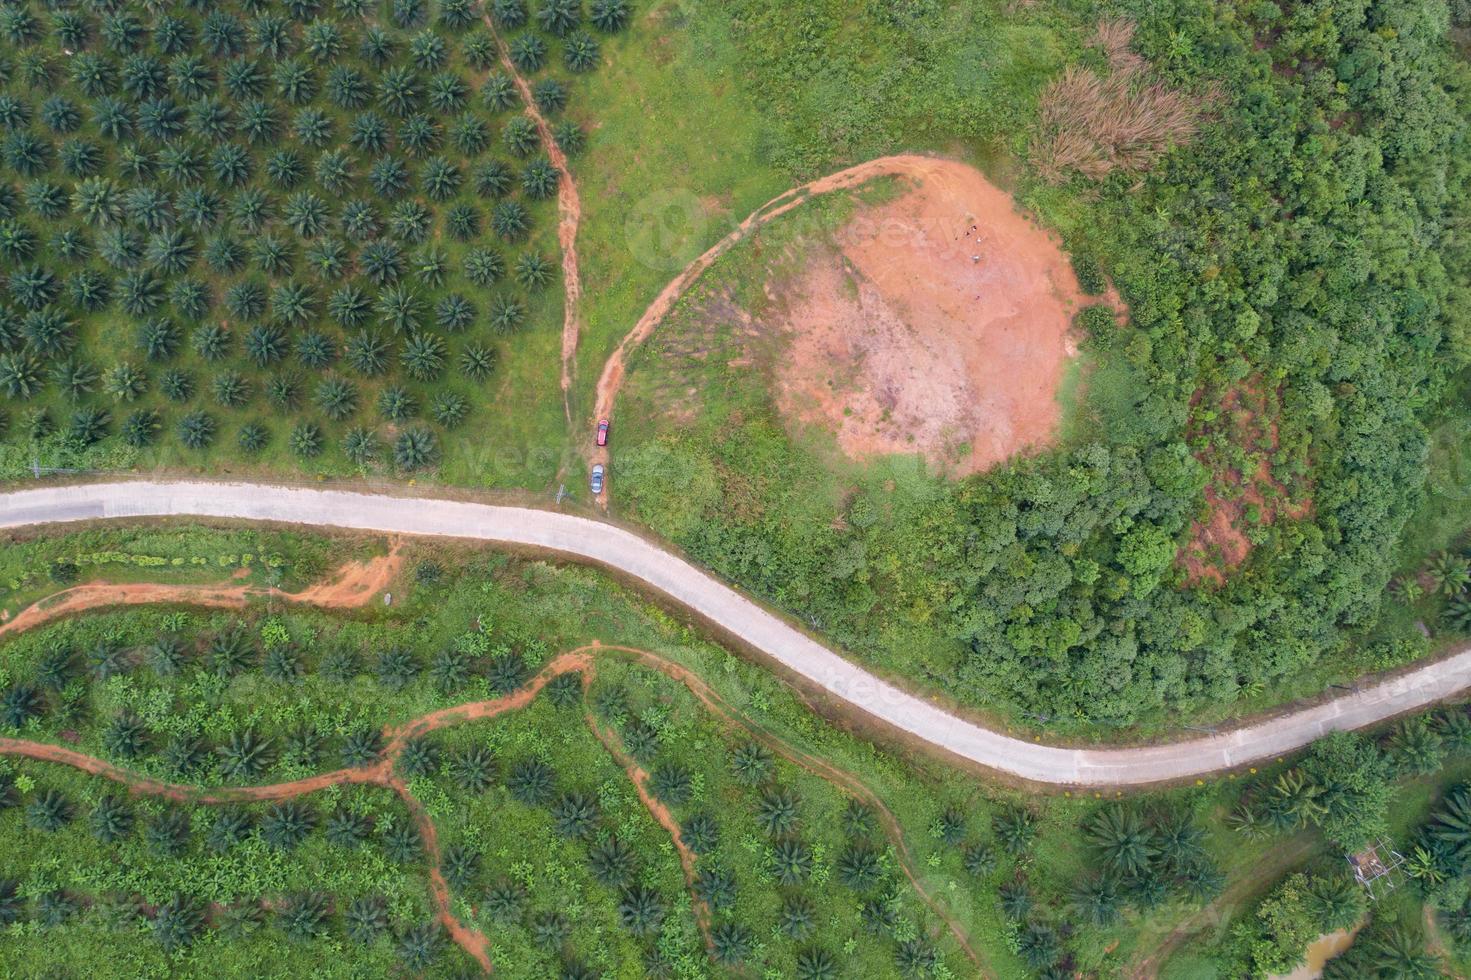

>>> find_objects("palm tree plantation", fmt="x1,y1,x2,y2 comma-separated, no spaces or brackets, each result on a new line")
0,0,1470,978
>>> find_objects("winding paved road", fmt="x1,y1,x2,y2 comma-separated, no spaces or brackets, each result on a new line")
0,480,1463,787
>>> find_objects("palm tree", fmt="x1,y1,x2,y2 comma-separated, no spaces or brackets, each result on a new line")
1437,708,1471,752
280,891,330,940
1085,806,1158,876
545,672,583,708
346,332,391,376
330,286,374,330
339,427,375,466
464,248,506,288
1445,593,1471,633
327,66,370,109
1429,785,1471,872
152,894,205,951
961,840,997,877
28,789,75,832
552,789,599,838
146,808,191,857
397,922,443,971
998,879,1031,920
300,236,345,278
218,727,275,780
502,115,539,156
438,0,479,30
712,921,752,965
485,879,526,924
103,711,150,759
836,842,882,890
1071,873,1121,925
1428,551,1471,595
164,733,208,777
0,353,42,400
1225,801,1271,840
794,947,839,980
460,344,499,382
1018,920,1061,970
650,763,692,805
1266,769,1327,829
206,808,254,853
757,786,800,836
521,157,560,199
732,742,774,786
554,120,586,156
770,837,814,884
588,836,638,886
492,0,528,28
565,32,600,72
346,895,388,943
36,650,75,693
617,884,665,935
397,738,439,779
341,727,384,767
1389,718,1445,776
0,880,18,925
442,843,481,891
238,422,270,453
841,800,870,835
1366,924,1440,979
374,647,418,690
381,821,422,863
288,422,324,459
508,758,556,804
177,406,214,447
516,252,555,289
394,427,439,470
91,794,136,843
36,888,79,929
427,74,468,114
261,800,317,850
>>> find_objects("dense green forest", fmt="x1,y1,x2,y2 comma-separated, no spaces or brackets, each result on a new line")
619,0,1471,728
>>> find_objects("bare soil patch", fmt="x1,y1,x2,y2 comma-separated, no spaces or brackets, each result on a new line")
768,157,1092,477
1179,380,1311,585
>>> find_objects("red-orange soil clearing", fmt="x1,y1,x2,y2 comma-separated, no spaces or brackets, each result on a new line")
0,542,404,637
1179,381,1310,585
771,157,1093,476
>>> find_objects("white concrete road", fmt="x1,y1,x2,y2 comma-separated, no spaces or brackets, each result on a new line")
0,480,1463,787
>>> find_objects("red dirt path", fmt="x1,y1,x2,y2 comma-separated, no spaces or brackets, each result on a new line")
483,13,583,421
584,700,716,952
0,630,982,974
0,542,404,638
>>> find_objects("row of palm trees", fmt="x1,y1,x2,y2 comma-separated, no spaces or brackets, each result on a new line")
0,0,607,470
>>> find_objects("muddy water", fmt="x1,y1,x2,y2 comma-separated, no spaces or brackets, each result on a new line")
1269,927,1360,980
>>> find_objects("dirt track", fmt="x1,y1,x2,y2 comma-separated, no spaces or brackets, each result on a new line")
0,638,986,974
0,542,403,637
483,14,583,421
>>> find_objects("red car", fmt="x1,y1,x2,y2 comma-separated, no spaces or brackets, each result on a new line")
596,419,610,447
